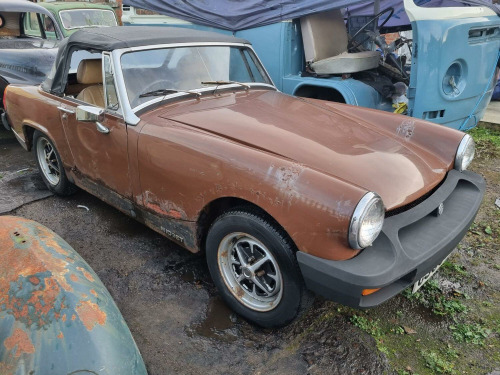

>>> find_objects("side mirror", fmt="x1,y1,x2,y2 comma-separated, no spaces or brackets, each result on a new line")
76,105,104,122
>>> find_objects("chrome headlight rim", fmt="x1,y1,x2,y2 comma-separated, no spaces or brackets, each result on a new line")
348,192,385,250
454,134,475,172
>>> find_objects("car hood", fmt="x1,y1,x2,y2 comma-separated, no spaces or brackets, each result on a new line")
158,90,459,209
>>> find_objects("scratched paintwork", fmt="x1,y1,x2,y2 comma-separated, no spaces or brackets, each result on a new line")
0,216,147,375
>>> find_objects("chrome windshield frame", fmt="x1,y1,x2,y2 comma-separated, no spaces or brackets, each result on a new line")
59,9,118,30
111,42,277,126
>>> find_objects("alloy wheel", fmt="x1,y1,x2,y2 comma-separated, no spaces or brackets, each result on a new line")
217,232,283,311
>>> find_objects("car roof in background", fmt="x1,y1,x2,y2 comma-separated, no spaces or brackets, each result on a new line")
0,0,54,16
69,26,250,51
40,2,115,11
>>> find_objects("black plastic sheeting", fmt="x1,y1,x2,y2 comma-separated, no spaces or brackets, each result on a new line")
122,0,499,31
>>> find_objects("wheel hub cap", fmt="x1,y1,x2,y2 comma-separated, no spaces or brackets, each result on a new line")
242,267,253,279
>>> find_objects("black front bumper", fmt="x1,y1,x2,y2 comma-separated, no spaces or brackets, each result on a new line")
297,170,485,308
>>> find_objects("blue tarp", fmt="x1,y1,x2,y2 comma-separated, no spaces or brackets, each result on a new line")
347,0,499,28
122,0,370,30
122,0,499,31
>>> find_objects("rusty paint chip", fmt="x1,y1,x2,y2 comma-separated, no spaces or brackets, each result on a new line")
4,328,35,357
76,300,106,331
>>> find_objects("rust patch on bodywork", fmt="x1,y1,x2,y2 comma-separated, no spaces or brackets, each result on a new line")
4,328,35,357
77,267,94,282
143,191,186,220
75,300,106,331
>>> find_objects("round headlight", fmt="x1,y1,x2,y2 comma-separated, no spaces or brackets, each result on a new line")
454,134,475,172
349,192,385,249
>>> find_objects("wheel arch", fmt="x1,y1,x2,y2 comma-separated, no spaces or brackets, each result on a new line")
195,196,297,254
293,84,347,103
22,122,52,151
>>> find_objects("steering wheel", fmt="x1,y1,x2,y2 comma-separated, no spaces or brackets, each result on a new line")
347,7,394,52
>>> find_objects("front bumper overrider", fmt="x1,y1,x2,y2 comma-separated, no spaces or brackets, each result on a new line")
297,170,485,308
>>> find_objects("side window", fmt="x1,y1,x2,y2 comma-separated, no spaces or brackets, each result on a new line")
229,48,252,82
243,49,267,83
24,12,41,37
103,54,120,111
42,15,57,40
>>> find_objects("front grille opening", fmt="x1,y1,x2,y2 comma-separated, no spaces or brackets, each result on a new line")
385,177,445,218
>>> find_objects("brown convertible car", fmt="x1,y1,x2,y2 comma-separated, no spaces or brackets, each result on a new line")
2,27,484,327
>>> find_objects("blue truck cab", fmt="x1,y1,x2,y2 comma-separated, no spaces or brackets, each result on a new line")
122,0,500,130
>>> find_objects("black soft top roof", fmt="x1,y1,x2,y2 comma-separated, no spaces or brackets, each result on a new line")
42,26,250,95
68,26,248,50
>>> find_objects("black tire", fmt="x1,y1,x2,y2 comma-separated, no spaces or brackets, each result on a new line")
206,209,310,328
33,130,77,196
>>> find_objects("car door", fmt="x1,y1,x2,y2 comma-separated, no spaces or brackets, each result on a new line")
58,53,133,200
405,0,500,130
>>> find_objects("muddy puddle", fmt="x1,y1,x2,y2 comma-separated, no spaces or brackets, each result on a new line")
188,296,239,342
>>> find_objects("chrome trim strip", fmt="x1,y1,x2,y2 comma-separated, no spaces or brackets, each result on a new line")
57,106,75,114
102,52,124,117
111,49,140,125
118,42,251,53
11,127,27,149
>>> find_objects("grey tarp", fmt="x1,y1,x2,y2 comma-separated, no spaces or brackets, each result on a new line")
122,0,499,31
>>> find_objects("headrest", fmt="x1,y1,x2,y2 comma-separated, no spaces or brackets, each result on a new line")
300,9,348,62
77,59,102,85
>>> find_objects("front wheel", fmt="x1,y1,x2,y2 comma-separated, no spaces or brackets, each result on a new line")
206,210,310,327
33,130,76,196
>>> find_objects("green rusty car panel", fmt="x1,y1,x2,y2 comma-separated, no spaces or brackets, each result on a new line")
0,216,147,375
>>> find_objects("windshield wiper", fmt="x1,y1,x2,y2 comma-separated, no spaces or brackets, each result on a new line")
201,80,250,90
139,88,201,98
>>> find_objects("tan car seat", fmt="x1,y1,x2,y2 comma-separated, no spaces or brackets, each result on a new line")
300,10,380,75
76,59,104,107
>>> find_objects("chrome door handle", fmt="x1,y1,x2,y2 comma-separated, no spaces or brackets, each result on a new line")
96,122,110,134
57,106,75,114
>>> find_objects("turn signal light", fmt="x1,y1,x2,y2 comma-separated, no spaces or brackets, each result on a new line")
361,288,381,296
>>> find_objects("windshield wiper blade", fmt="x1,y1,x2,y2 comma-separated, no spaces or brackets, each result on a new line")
139,88,201,98
201,80,250,90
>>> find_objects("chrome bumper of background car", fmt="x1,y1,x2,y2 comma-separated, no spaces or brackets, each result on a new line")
297,170,485,308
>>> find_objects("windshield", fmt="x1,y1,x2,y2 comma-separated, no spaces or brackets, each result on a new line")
120,45,272,109
59,9,117,30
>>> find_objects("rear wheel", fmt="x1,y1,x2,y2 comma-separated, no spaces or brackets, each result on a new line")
33,130,76,196
206,209,310,327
